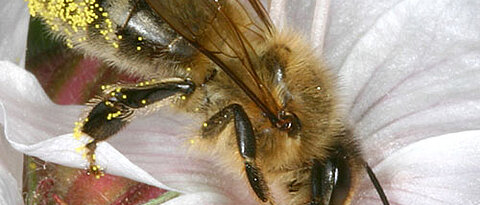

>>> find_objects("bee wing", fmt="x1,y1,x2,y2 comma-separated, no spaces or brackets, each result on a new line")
146,0,282,121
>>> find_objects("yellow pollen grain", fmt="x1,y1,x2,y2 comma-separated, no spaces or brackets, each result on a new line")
27,0,103,47
110,92,116,97
141,99,147,104
115,88,121,92
29,162,37,170
137,36,143,41
145,81,150,85
117,35,123,40
84,118,89,122
95,175,101,179
194,108,199,112
189,139,195,144
92,154,96,161
75,146,84,153
73,131,82,139
139,82,144,86
112,111,121,118
107,113,112,120
113,42,119,48
186,67,191,72
181,96,186,100
136,46,142,51
203,122,208,127
122,94,127,99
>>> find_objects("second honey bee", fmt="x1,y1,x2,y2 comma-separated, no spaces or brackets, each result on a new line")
28,0,390,204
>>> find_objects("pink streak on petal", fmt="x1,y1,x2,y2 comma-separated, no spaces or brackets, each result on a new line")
54,58,101,105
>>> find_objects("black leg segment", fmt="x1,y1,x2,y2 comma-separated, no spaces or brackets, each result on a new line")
232,104,269,202
201,104,270,202
310,159,337,205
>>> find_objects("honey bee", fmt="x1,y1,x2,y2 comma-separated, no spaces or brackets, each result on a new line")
27,0,390,204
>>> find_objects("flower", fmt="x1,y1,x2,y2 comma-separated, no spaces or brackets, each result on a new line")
2,0,480,204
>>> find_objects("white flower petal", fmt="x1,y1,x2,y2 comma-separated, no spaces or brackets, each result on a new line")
0,169,22,205
353,130,480,204
0,0,29,67
0,0,29,204
0,126,23,205
327,0,480,165
269,0,330,50
162,192,233,205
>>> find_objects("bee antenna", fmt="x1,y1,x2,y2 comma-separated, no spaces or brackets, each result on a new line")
365,164,390,205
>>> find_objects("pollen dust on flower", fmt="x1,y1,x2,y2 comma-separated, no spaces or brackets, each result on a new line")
73,117,89,140
87,164,105,179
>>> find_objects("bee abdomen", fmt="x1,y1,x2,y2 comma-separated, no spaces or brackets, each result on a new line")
104,0,197,63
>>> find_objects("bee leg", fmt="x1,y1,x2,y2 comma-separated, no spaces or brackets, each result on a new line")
80,100,131,178
310,158,337,205
79,79,195,178
202,104,270,202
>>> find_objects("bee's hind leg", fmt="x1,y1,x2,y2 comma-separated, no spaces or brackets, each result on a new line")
77,78,196,178
201,104,271,203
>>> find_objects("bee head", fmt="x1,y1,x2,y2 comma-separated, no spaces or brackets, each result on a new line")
261,32,344,142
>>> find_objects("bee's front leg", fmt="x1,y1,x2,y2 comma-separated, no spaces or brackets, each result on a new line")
202,104,271,203
78,78,195,178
